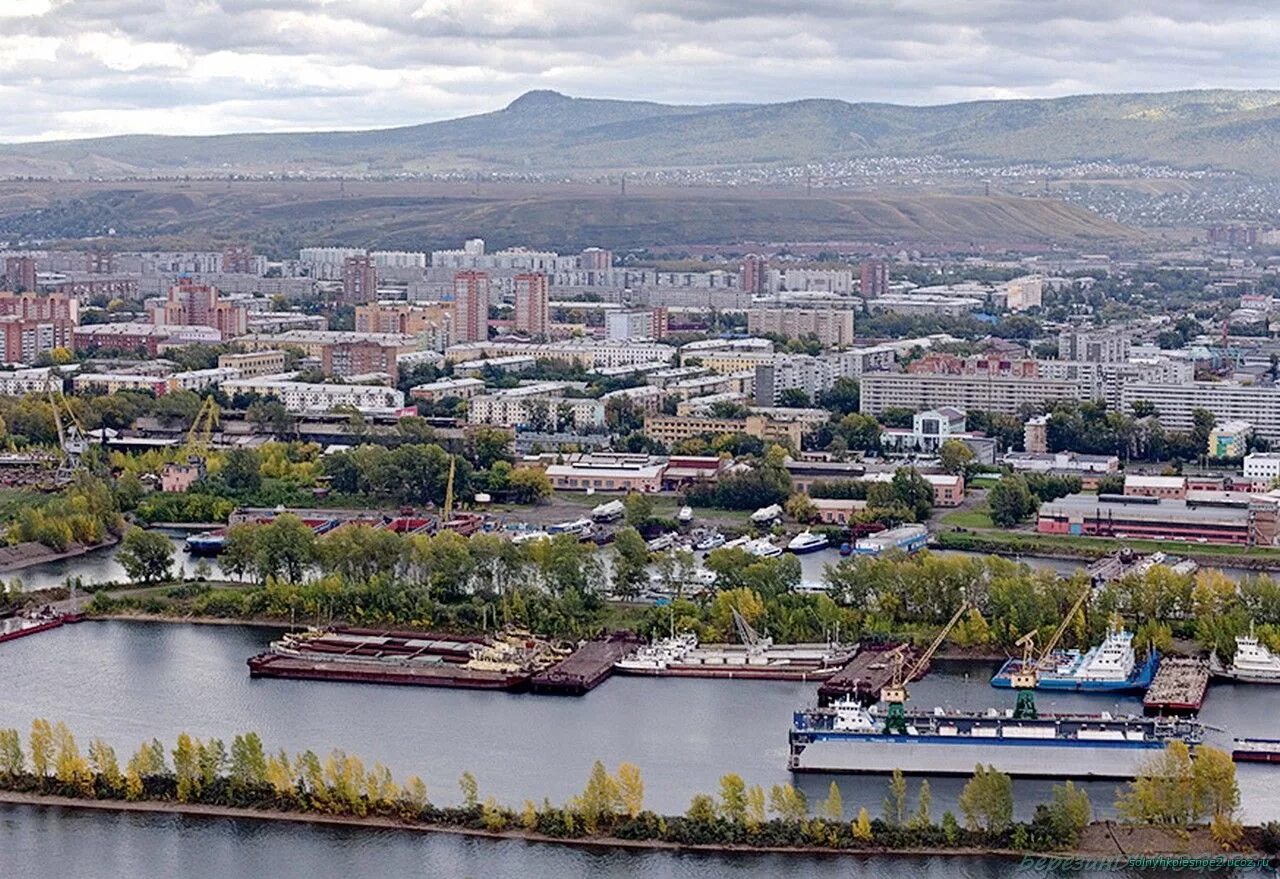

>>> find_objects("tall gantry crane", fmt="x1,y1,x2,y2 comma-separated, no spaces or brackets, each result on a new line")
1008,585,1092,719
43,371,88,476
881,599,971,735
184,396,221,458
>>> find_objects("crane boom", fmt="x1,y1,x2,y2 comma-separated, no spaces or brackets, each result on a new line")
1037,585,1091,662
882,599,970,704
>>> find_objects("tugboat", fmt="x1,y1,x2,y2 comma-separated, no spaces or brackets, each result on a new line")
1211,625,1280,683
991,626,1159,693
787,530,829,555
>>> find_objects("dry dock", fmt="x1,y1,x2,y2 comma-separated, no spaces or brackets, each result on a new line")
817,643,922,706
1143,657,1210,715
529,632,645,696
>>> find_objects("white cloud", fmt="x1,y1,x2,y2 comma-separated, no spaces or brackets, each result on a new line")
0,0,1278,140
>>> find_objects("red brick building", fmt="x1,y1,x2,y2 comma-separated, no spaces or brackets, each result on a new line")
341,255,377,305
3,256,36,292
452,271,490,343
151,279,247,339
513,272,549,338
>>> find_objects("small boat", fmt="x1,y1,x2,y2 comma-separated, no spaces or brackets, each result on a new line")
678,506,693,525
722,535,751,550
591,500,625,522
838,542,853,556
694,532,726,551
750,503,783,524
747,538,783,559
184,530,226,555
646,533,678,552
511,530,551,544
787,530,829,555
1233,738,1280,763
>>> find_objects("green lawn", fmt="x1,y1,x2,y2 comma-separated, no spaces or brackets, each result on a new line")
936,528,1280,562
940,508,995,529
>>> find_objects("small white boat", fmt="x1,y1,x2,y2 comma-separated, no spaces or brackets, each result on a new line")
722,535,751,550
646,533,678,552
678,506,693,524
694,532,726,551
747,538,783,559
787,530,829,555
751,503,783,524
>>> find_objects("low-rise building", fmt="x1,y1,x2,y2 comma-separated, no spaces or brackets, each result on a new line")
73,373,171,395
0,367,58,396
468,384,605,431
1209,419,1252,458
218,350,287,378
1124,474,1187,500
1245,453,1280,481
879,407,968,454
811,498,869,525
644,412,807,448
1037,492,1278,546
161,459,204,493
409,377,486,402
541,454,666,492
221,374,406,414
1003,451,1120,474
452,355,537,377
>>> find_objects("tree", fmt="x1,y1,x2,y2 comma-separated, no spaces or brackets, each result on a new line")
117,527,175,585
624,492,655,528
574,760,620,833
938,439,975,476
228,732,267,793
52,722,92,794
784,492,818,524
254,514,317,583
958,764,1014,833
507,468,552,504
988,474,1039,527
1096,473,1125,495
616,763,644,818
883,767,907,825
686,793,719,824
222,447,263,494
852,807,873,841
610,528,650,598
459,771,479,808
769,783,808,822
746,784,766,829
1043,781,1092,845
88,739,120,790
820,781,843,821
0,728,23,776
892,468,934,521
910,779,932,829
1192,745,1240,824
778,388,811,408
1116,740,1196,825
28,718,53,780
719,773,747,822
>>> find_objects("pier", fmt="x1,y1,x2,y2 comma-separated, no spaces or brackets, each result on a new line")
1143,657,1210,715
529,632,645,696
817,643,922,706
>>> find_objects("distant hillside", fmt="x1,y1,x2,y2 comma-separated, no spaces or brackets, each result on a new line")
2,89,1280,178
0,180,1137,255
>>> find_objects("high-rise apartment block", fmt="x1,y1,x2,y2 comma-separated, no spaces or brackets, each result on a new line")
4,256,36,292
860,260,888,298
1058,328,1131,363
513,272,549,338
222,244,256,274
150,279,248,340
452,271,491,343
86,250,114,274
341,255,377,305
740,254,769,296
579,248,613,271
747,306,855,348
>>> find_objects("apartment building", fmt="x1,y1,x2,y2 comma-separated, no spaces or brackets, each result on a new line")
860,372,1088,416
221,375,405,413
452,271,491,343
1122,381,1280,441
643,411,814,448
467,384,605,431
149,279,248,339
409,377,486,402
217,350,287,378
746,306,855,347
1058,328,1131,363
513,273,549,338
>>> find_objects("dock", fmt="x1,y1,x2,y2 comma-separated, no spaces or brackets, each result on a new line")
817,643,922,706
529,632,645,696
1143,657,1210,715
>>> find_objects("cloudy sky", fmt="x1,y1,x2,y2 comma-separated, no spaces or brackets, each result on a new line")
2,0,1278,142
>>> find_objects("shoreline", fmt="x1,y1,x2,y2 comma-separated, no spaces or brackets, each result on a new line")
0,535,120,575
0,790,1051,860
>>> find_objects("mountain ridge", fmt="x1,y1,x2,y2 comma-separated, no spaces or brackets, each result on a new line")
4,88,1280,178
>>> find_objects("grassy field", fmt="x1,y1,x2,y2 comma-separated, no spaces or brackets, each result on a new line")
939,508,995,529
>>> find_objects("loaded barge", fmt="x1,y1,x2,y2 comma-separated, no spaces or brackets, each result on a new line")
529,632,645,696
789,700,1204,779
0,608,79,644
1143,657,1210,715
247,627,564,692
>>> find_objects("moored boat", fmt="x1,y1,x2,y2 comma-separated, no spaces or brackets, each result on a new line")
787,530,829,555
694,532,726,551
990,628,1159,693
746,538,782,558
1232,738,1280,764
1211,628,1280,683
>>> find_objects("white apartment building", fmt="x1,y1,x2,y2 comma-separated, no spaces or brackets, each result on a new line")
860,372,1089,416
754,356,833,405
1244,453,1280,481
409,377,486,402
605,310,655,341
221,375,405,413
0,367,57,396
467,384,605,431
767,267,855,294
444,340,674,370
1122,381,1280,441
169,368,240,392
370,251,427,269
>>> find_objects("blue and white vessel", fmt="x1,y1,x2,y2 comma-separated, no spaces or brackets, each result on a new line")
788,699,1201,779
990,628,1159,693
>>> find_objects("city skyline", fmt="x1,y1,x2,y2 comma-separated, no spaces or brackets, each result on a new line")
2,0,1280,142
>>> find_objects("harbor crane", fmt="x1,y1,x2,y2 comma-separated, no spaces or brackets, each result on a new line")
43,372,88,477
881,599,971,735
1009,584,1092,719
184,396,221,456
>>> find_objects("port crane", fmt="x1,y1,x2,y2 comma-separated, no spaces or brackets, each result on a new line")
1008,584,1092,719
42,372,88,476
881,600,971,735
184,396,221,456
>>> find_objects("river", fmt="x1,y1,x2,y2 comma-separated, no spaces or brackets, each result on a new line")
1,621,1278,876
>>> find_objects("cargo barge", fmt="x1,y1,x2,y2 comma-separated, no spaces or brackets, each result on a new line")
529,632,645,696
0,612,67,644
1142,657,1209,715
247,627,562,692
817,643,923,706
1232,738,1280,764
789,699,1203,779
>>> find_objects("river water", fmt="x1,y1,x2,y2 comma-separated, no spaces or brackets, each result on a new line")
1,621,1280,877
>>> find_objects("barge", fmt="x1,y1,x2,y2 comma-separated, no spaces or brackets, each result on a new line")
247,627,561,691
1143,657,1210,715
0,611,68,644
529,632,645,696
789,699,1203,779
1232,738,1280,764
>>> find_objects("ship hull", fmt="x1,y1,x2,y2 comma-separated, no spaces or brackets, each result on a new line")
1233,751,1280,764
990,653,1158,693
787,541,829,555
247,654,529,691
1217,669,1280,684
788,734,1165,779
0,616,65,643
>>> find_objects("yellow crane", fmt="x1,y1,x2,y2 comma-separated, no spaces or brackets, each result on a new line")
43,371,88,475
184,396,221,456
1009,584,1092,719
442,455,456,522
881,599,971,734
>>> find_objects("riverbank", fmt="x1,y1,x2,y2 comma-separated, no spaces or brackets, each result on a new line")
0,790,1259,862
0,535,119,575
935,530,1280,570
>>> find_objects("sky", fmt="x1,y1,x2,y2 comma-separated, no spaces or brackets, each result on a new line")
1,0,1279,142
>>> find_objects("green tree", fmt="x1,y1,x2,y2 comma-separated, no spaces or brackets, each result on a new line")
624,492,656,528
883,767,907,825
988,474,1039,527
574,760,619,833
938,438,975,476
459,771,479,808
686,793,719,824
718,773,747,823
852,806,874,841
958,764,1014,833
117,527,175,585
1044,781,1092,845
222,447,263,494
610,527,650,598
0,728,23,776
910,779,933,829
616,763,644,818
507,467,552,504
768,783,808,822
1191,745,1240,823
1117,740,1196,825
228,732,267,793
28,718,53,780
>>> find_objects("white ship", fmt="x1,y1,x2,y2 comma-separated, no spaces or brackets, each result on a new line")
614,633,700,673
694,532,726,551
746,538,783,558
787,530,829,555
1212,627,1280,683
